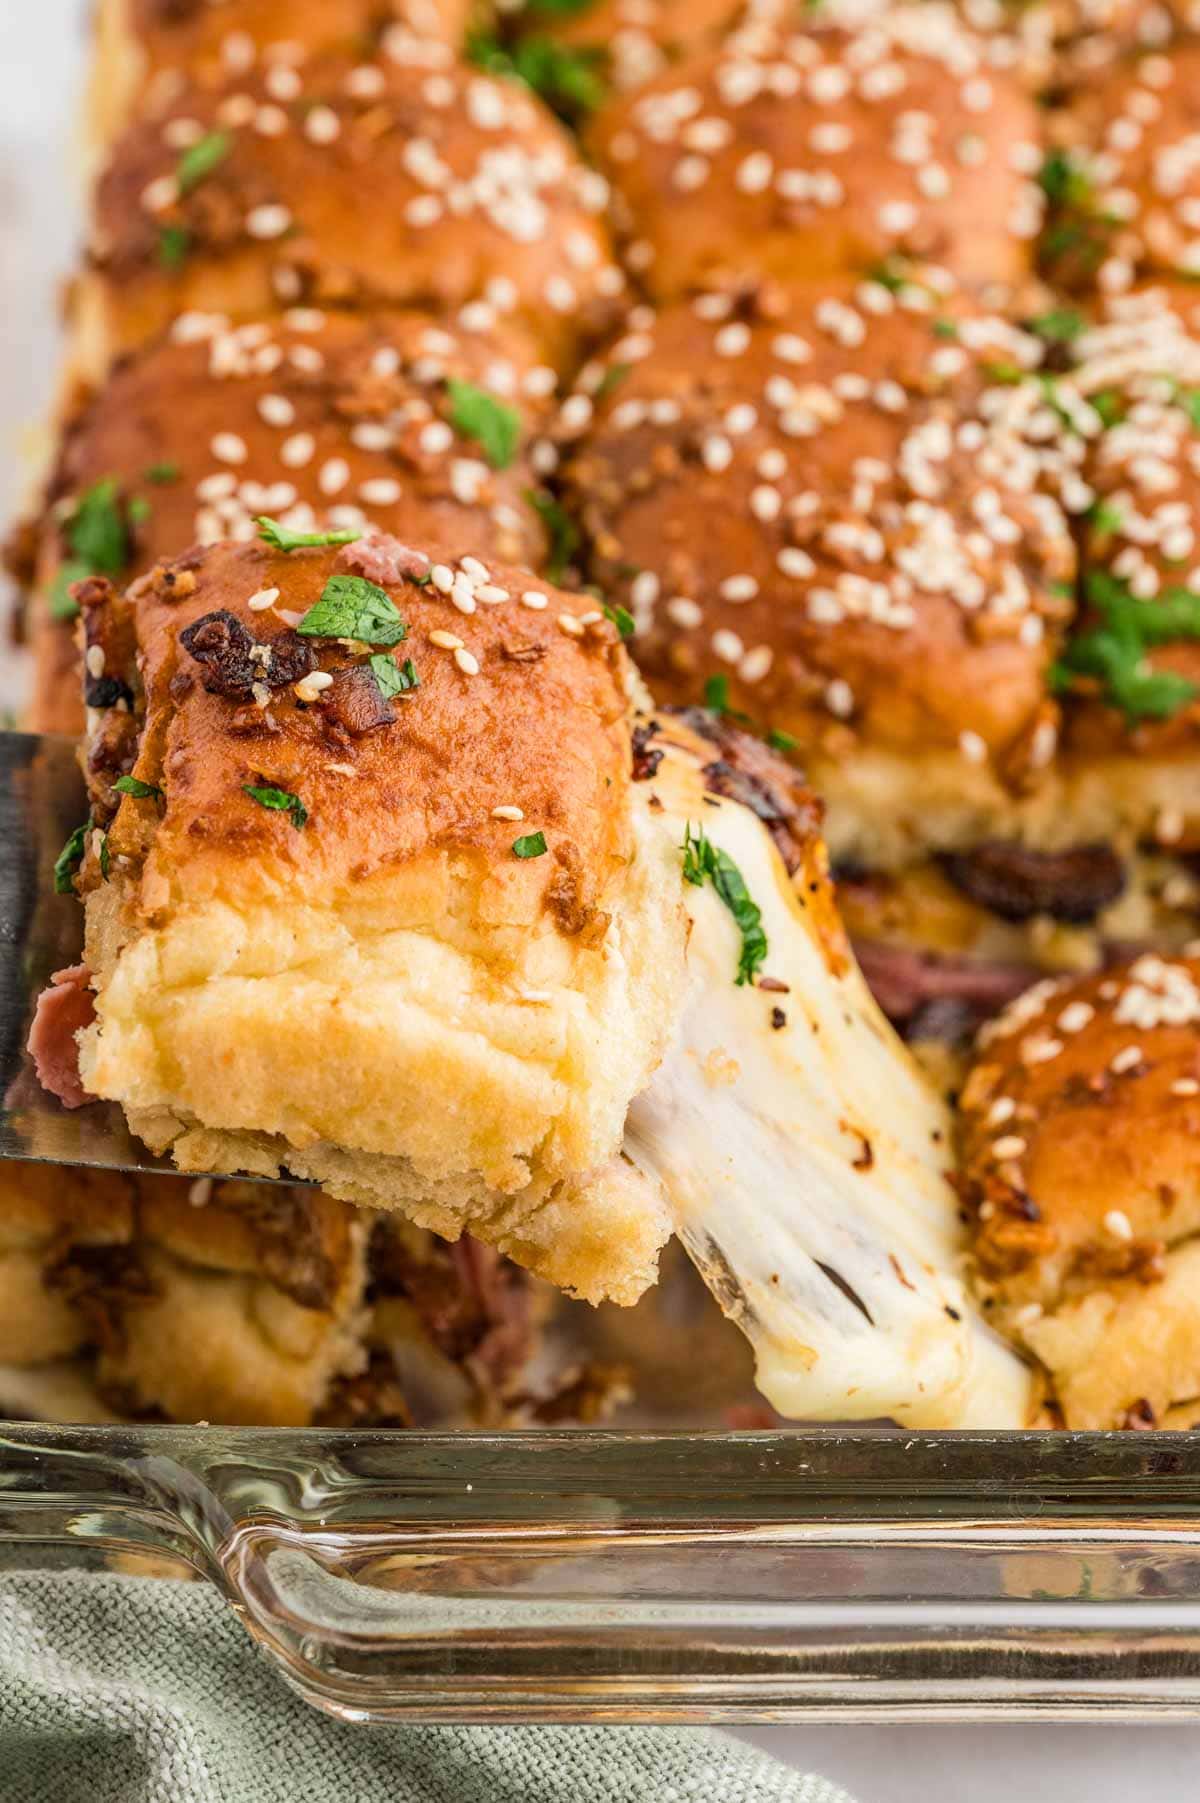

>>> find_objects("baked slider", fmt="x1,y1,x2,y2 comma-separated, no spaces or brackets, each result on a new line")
77,47,623,382
554,277,1078,869
68,530,689,1308
959,953,1200,1427
1052,293,1200,853
89,0,473,149
588,4,1046,302
19,307,553,734
1043,43,1200,294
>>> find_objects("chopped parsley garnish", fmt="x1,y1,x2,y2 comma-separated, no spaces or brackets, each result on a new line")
932,318,959,340
1051,570,1200,722
467,31,607,120
54,823,88,894
1038,147,1093,209
1089,498,1124,535
866,258,909,293
767,727,799,752
98,833,111,881
525,489,580,582
243,784,308,831
369,653,419,698
1090,389,1122,428
1030,307,1086,343
296,574,408,646
447,381,521,469
512,831,548,859
144,462,181,484
595,362,631,400
112,775,163,801
702,672,752,725
176,130,232,195
680,822,768,986
256,517,362,553
127,496,151,525
49,477,134,620
603,601,635,639
984,361,1026,386
525,0,598,14
158,225,192,269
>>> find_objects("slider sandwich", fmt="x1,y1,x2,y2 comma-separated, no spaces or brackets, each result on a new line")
17,307,555,734
78,43,623,383
90,0,471,149
51,525,1032,1424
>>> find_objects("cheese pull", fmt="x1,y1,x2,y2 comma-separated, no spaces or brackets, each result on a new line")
626,715,1033,1427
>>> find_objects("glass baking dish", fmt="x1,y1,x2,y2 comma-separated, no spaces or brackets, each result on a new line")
4,1420,1200,1722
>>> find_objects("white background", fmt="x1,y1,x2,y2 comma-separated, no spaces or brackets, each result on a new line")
1,4,1194,1792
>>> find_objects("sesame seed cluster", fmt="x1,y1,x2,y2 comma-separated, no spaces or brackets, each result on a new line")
549,276,1077,771
89,38,624,373
957,949,1200,1359
588,7,1047,300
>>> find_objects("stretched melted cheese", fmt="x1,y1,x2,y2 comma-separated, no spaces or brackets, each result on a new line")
625,719,1033,1427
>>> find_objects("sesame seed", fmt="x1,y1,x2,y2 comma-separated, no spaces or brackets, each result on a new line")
986,1096,1016,1126
257,394,295,428
295,671,334,702
429,629,463,649
431,564,454,592
247,587,280,612
318,459,350,497
1103,1209,1134,1242
141,174,180,213
1172,1078,1200,1096
1058,1002,1095,1034
521,590,548,610
359,478,402,506
454,647,480,675
304,105,341,145
992,1134,1027,1161
750,485,781,522
1110,1045,1144,1074
280,433,315,468
450,577,477,615
557,613,585,637
246,204,293,240
491,805,524,821
475,584,509,604
85,645,106,679
211,432,248,464
959,730,988,765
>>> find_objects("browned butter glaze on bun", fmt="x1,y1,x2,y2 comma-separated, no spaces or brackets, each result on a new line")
79,47,624,381
588,5,1045,301
90,0,474,147
24,308,554,734
554,276,1077,867
959,953,1200,1426
73,532,689,1306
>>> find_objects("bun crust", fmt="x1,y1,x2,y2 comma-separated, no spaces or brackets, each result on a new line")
589,7,1044,301
959,954,1200,1425
557,279,1075,863
75,534,688,1304
82,50,623,378
91,0,471,147
28,308,553,734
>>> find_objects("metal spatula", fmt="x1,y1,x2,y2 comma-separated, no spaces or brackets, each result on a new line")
0,730,298,1182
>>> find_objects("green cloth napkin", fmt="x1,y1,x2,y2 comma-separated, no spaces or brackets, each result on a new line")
0,1570,855,1803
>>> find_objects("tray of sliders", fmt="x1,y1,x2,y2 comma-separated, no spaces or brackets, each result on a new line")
5,0,1200,1724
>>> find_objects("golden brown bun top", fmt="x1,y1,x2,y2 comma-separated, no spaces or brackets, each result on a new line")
43,309,553,592
588,5,1045,300
1052,288,1200,759
1047,43,1200,292
81,534,634,934
127,0,468,77
554,277,1075,771
959,953,1200,1303
91,49,624,368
